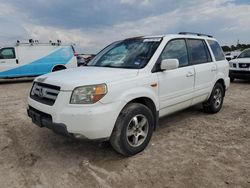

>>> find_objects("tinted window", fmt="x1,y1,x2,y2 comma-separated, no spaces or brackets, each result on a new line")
238,49,250,58
187,39,211,64
0,48,15,59
160,39,189,67
208,40,225,61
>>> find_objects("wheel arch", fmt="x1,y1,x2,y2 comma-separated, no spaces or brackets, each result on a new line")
51,64,66,72
215,78,226,96
125,97,159,130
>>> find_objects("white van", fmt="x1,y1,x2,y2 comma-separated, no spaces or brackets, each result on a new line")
0,40,77,78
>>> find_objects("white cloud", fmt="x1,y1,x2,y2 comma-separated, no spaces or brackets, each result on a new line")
23,24,93,49
0,3,29,47
22,9,180,53
0,3,15,16
120,0,151,6
1,0,250,52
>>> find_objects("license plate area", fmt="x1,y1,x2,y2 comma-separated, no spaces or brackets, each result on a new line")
238,68,250,71
29,110,43,127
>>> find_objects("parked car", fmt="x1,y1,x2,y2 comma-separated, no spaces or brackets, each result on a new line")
27,32,230,156
225,51,241,61
77,54,95,66
0,40,77,78
229,48,250,82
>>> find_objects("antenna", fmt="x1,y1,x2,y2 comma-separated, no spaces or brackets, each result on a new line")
14,39,66,46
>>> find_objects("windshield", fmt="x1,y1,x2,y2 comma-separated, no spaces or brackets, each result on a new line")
88,38,162,69
238,49,250,58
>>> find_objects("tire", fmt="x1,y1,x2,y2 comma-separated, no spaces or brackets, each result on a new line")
52,66,66,72
203,82,225,114
110,103,154,156
230,77,235,82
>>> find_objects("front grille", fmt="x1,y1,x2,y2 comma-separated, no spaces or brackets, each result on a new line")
30,82,60,106
239,63,250,68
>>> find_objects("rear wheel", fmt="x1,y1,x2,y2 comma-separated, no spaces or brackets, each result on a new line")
203,83,225,114
52,65,66,72
110,103,154,156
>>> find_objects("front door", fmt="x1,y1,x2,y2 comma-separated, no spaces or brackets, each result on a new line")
157,39,195,116
0,47,19,78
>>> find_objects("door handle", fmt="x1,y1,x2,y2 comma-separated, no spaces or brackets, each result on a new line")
0,61,5,63
211,66,217,72
186,72,194,77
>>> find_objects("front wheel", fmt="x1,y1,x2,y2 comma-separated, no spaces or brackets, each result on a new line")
203,83,225,114
110,103,154,156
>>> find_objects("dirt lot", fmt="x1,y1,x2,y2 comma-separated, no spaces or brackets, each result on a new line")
0,80,249,188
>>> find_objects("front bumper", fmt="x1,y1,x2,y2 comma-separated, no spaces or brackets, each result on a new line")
27,91,123,140
229,70,250,79
27,106,70,136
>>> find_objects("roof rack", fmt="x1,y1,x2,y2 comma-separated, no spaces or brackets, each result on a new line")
15,39,64,46
178,32,213,38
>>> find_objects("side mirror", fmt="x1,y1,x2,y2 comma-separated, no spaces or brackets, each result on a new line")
160,59,179,71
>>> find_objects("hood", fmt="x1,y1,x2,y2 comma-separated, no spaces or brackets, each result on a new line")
35,66,139,90
230,58,250,63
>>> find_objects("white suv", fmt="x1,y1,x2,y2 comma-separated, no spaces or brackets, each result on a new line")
229,48,250,82
27,32,230,156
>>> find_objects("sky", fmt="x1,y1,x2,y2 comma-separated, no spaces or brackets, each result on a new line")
0,0,250,53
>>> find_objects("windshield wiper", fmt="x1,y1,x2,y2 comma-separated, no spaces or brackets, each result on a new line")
87,64,137,69
102,65,112,67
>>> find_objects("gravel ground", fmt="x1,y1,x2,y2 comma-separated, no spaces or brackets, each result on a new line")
0,80,249,188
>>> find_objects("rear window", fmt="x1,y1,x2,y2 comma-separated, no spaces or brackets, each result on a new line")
208,40,225,61
187,39,212,65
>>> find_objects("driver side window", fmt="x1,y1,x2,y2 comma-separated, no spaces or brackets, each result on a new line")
0,48,15,59
160,39,189,67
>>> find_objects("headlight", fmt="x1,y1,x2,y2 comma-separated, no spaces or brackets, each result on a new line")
70,84,107,104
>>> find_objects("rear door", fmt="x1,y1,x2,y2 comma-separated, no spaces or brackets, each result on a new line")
0,47,19,77
157,39,195,116
207,39,228,81
186,39,217,105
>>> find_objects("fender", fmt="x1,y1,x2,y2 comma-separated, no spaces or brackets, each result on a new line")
122,87,159,111
207,75,228,99
100,80,159,122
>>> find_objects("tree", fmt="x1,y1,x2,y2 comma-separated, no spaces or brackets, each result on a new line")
231,45,236,51
222,43,250,52
222,46,231,52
